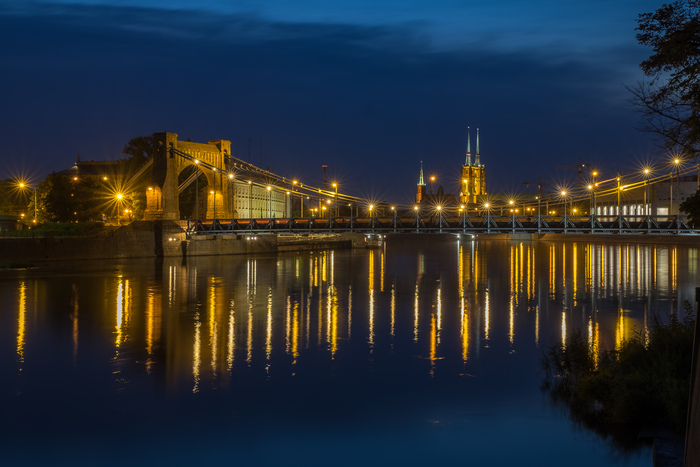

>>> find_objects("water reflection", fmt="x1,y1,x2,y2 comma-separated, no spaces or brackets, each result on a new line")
5,239,697,389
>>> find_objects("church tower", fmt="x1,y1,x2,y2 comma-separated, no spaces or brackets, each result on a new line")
459,127,486,205
416,161,427,204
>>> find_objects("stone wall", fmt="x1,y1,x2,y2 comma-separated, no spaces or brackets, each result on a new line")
0,221,186,262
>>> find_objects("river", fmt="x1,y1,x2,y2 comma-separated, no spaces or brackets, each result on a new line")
2,235,697,466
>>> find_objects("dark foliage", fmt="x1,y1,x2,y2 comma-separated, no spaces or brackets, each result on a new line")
542,307,696,441
632,0,700,155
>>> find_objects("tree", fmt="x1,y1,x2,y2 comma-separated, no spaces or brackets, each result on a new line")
631,1,700,156
680,189,700,224
121,134,159,169
41,173,102,222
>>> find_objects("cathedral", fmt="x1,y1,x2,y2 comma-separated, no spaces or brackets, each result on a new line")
460,127,486,205
416,127,486,207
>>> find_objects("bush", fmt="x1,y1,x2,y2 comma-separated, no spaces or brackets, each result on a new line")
542,307,696,436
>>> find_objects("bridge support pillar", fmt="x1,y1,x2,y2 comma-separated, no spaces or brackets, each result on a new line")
145,132,180,221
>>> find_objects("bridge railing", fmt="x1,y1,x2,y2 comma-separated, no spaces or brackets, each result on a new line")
187,214,698,236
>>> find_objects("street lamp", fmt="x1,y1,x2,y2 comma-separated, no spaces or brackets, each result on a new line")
414,205,420,233
673,157,681,215
19,181,38,224
430,175,436,194
228,173,235,219
642,168,651,216
267,185,272,218
484,202,491,233
560,190,568,233
116,193,124,225
616,174,621,217
509,199,515,229
391,206,396,230
248,181,252,218
210,190,216,220
332,182,338,217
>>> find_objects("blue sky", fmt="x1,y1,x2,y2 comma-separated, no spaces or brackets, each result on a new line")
1,0,666,200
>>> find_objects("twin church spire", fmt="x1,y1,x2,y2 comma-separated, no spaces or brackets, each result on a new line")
416,125,486,206
464,127,481,167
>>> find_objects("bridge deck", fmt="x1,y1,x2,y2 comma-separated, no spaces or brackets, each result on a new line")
187,215,698,236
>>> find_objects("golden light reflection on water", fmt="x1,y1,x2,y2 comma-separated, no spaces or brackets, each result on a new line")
8,240,694,387
71,284,79,364
115,278,131,348
413,282,420,344
193,309,201,393
227,299,235,373
16,281,26,368
145,285,161,373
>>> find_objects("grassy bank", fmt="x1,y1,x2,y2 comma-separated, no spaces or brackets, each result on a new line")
541,307,695,445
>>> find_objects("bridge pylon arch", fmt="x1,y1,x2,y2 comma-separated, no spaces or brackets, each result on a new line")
144,132,232,221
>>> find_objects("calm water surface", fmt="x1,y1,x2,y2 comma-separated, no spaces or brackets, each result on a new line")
3,236,698,466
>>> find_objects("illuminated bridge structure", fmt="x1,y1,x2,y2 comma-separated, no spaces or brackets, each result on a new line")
138,132,699,236
188,214,697,236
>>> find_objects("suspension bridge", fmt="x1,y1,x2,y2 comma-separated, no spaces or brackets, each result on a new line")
134,132,699,236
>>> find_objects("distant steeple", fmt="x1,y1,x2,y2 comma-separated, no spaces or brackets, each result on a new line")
465,127,471,166
474,128,481,166
418,161,425,185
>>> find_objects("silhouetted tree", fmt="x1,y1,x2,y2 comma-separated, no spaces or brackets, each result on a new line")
631,0,700,156
680,189,700,224
41,173,102,222
122,134,159,167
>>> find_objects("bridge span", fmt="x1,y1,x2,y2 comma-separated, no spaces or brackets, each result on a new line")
188,214,698,236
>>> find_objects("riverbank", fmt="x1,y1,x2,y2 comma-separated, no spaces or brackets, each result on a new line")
0,221,378,262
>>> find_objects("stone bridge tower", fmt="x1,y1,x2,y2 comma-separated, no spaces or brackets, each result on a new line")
144,132,232,221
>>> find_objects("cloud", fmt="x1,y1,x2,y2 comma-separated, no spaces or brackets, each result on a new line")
0,2,656,198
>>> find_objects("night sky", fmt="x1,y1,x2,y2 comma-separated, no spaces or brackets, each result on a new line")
1,0,666,202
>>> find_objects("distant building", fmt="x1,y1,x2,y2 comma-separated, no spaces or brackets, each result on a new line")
414,161,458,207
594,174,699,217
414,127,486,209
460,127,486,205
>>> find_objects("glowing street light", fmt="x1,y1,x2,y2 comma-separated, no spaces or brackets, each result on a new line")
642,167,651,216
560,190,569,233
332,182,338,217
19,181,38,224
267,185,272,218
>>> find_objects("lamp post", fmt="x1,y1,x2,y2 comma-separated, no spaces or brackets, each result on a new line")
437,205,443,233
19,181,37,224
484,203,491,233
332,182,338,217
116,193,124,226
509,199,515,233
430,175,436,195
267,185,272,218
643,168,650,216
414,205,420,233
391,206,396,231
561,191,568,233
229,173,235,219
673,158,681,216
210,190,216,221
248,181,252,218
